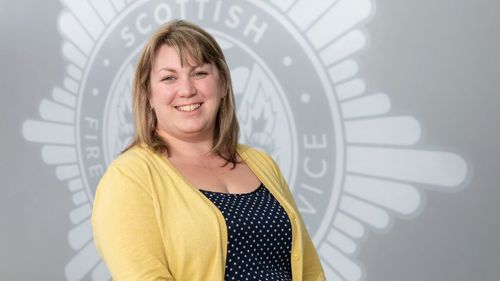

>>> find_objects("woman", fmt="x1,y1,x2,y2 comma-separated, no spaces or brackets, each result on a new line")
92,19,325,281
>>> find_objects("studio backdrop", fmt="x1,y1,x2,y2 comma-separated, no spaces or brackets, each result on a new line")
3,0,500,280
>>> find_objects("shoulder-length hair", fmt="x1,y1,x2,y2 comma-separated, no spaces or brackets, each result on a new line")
124,19,239,165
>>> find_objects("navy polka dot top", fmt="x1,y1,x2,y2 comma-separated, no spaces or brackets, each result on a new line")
200,183,293,281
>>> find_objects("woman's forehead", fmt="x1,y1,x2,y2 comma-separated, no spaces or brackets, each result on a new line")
154,44,209,68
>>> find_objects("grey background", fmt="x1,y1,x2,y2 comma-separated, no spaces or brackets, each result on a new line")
1,0,499,280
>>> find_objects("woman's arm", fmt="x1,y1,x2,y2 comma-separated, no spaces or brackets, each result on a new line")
279,173,326,281
259,149,326,281
92,165,173,280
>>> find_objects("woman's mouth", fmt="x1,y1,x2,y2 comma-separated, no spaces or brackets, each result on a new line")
175,103,202,112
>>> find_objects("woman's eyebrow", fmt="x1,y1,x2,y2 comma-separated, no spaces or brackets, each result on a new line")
158,67,177,73
157,64,207,74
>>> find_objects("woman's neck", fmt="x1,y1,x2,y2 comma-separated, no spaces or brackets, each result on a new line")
157,131,215,159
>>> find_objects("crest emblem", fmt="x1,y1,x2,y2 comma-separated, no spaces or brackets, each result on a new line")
22,0,468,280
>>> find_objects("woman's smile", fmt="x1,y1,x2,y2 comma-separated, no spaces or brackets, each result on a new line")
175,102,203,112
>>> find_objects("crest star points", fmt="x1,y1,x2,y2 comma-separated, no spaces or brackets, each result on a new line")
21,1,469,280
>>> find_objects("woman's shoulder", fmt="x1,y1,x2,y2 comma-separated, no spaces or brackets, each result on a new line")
106,144,160,174
97,144,171,193
237,143,267,157
237,144,280,171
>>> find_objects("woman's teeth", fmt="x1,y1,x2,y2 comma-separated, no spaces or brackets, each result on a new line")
176,103,201,112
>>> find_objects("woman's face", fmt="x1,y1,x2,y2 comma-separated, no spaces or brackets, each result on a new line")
149,45,225,143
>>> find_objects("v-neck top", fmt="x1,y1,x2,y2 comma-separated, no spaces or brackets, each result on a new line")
200,183,293,280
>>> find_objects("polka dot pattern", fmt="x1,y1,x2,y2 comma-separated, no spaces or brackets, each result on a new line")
200,183,292,281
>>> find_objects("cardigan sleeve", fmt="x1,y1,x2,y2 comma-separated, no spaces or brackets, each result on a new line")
281,177,326,281
264,152,326,281
92,164,173,280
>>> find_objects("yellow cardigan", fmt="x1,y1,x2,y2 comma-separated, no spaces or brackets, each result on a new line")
92,144,325,280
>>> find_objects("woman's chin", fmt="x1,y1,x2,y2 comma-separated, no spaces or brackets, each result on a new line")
178,126,214,139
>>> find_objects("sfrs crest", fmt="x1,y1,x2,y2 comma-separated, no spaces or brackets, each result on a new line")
22,0,467,280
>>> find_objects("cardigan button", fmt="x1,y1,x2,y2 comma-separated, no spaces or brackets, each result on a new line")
292,253,300,261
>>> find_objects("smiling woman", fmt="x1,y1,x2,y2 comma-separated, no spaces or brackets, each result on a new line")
91,19,325,281
124,19,239,164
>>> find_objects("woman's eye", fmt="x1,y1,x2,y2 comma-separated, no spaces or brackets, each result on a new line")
193,71,208,78
161,76,176,82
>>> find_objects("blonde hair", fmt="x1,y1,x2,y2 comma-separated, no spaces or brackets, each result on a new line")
125,20,239,165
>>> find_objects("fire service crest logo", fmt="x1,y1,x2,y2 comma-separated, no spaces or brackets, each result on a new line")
23,0,468,280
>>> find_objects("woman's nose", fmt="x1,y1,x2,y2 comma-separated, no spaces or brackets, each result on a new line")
177,78,196,97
